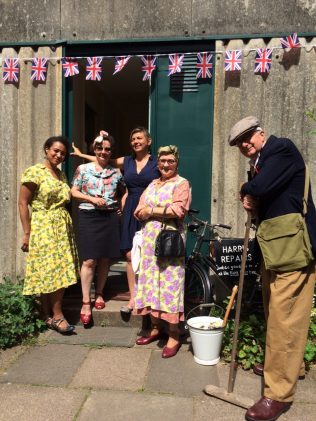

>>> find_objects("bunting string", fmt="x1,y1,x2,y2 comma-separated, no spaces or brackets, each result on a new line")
0,33,315,83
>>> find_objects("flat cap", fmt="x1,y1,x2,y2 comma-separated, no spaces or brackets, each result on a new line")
228,116,260,146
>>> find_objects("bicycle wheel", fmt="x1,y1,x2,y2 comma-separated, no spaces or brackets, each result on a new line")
184,262,212,318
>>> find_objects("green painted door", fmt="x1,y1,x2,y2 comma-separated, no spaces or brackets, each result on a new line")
150,56,214,221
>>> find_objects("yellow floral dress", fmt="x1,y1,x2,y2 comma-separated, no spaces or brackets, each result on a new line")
21,164,79,295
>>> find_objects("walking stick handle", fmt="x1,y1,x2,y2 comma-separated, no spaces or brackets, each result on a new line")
222,285,238,329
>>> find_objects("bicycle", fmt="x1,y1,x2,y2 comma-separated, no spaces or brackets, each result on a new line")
184,209,263,318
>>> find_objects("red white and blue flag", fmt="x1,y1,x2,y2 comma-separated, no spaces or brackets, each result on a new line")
141,55,157,81
280,33,301,49
86,57,103,81
168,54,184,76
254,49,272,73
113,56,131,75
196,53,213,78
62,58,79,77
224,50,242,71
31,58,48,82
3,58,20,82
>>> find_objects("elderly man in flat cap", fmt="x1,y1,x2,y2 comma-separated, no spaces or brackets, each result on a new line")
229,116,316,421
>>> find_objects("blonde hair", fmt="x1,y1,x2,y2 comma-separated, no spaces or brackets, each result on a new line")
157,145,179,162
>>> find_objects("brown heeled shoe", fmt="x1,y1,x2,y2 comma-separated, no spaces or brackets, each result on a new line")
80,301,92,325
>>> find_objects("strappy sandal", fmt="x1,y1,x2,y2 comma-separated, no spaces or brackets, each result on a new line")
80,301,92,325
45,317,54,329
51,318,75,335
94,292,105,310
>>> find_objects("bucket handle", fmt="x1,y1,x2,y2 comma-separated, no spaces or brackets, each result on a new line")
185,303,224,329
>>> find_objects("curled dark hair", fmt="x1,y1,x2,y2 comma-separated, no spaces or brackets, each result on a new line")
43,136,70,158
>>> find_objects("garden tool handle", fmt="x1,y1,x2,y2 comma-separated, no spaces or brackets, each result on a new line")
227,210,252,394
222,285,238,329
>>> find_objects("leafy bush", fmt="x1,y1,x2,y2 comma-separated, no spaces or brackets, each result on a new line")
0,278,45,349
304,308,316,369
222,314,266,369
222,308,316,370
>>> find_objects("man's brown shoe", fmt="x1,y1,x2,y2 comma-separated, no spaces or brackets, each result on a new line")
245,397,291,421
253,363,264,377
253,363,305,380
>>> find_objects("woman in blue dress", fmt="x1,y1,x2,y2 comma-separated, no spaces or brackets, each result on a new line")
72,127,160,312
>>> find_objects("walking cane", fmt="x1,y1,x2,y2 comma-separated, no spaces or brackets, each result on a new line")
204,210,254,408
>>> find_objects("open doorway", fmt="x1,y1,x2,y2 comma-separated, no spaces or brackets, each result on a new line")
71,56,149,169
69,57,150,301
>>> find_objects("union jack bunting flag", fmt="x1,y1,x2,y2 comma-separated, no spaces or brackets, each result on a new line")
196,53,213,78
141,55,157,81
3,58,19,83
86,57,103,81
31,58,48,82
224,50,242,71
254,49,272,73
280,33,301,49
168,54,184,76
62,58,79,77
113,56,131,75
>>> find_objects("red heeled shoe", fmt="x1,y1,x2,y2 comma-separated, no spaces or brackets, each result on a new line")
94,292,105,310
80,301,92,325
136,332,163,345
162,342,181,358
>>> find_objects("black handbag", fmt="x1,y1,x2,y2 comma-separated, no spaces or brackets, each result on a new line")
155,207,185,258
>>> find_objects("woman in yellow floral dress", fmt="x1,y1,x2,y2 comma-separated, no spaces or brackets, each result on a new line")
18,136,79,334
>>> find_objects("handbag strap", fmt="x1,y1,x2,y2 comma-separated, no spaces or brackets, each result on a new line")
160,206,168,230
303,165,310,216
158,176,187,230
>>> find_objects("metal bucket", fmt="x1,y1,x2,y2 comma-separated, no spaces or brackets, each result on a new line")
186,304,224,366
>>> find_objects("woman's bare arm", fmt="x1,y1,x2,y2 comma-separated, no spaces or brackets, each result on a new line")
18,183,37,252
70,143,96,162
71,143,125,169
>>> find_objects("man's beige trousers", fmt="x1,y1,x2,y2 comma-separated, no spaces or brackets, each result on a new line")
261,261,315,402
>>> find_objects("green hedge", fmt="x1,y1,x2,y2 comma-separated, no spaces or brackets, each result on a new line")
0,278,45,349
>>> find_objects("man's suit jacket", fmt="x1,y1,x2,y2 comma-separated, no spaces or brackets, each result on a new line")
241,135,316,256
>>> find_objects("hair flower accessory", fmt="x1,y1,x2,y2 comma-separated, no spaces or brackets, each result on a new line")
94,130,110,145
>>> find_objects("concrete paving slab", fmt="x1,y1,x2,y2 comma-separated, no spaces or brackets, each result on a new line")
77,389,194,421
145,348,219,397
0,383,86,421
0,345,27,375
45,326,138,347
70,347,151,391
282,403,316,420
294,374,316,404
215,363,316,404
63,298,143,328
0,344,89,386
194,396,316,421
193,395,245,420
215,363,263,402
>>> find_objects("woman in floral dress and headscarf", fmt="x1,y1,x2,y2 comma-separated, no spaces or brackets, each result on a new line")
134,145,191,358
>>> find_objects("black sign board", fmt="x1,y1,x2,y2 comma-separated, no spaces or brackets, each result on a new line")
213,238,260,280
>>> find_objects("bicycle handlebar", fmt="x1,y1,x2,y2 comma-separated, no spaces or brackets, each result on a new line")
188,210,231,231
213,223,232,230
